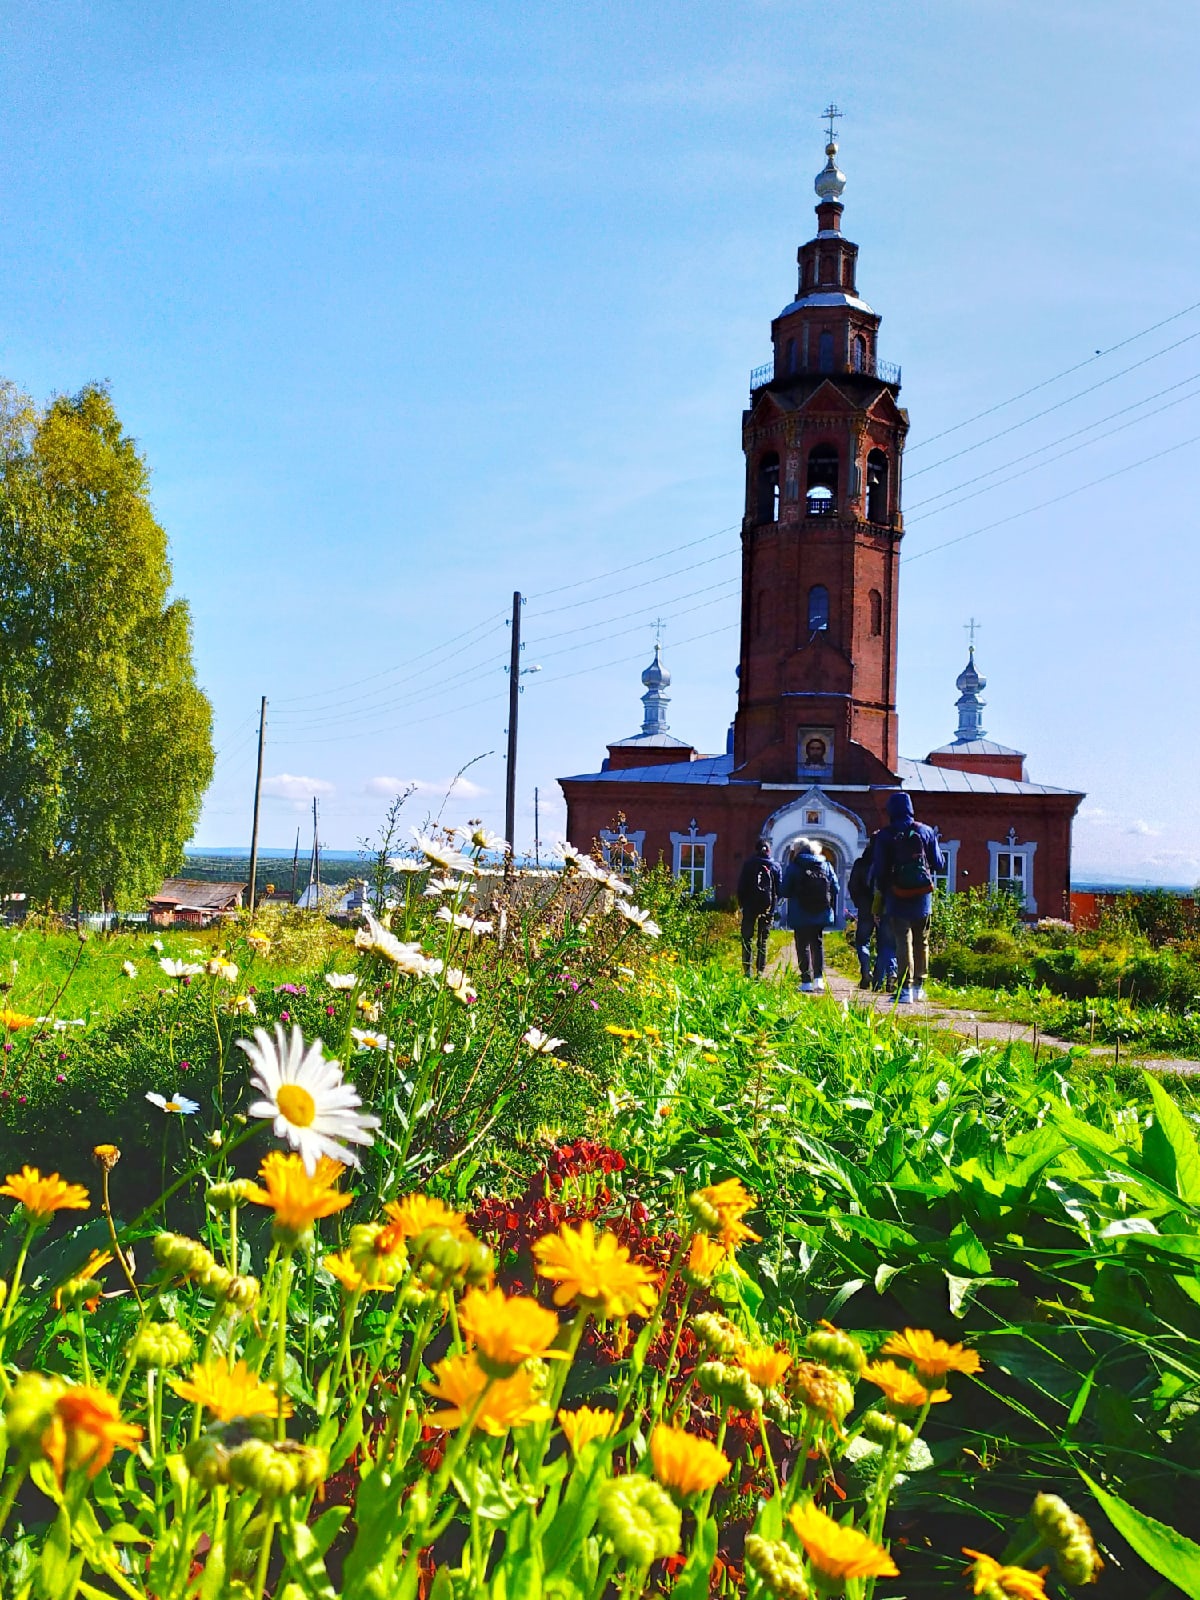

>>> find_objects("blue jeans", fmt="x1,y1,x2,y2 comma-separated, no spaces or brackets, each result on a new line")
857,910,897,987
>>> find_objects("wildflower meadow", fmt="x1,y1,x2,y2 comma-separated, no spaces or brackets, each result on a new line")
0,830,1193,1598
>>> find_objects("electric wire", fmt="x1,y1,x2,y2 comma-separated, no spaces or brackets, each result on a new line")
533,584,740,664
526,524,740,603
273,610,508,708
907,296,1200,452
528,572,742,647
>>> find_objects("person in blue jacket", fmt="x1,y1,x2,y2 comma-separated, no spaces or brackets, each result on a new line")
781,838,839,993
870,791,946,1005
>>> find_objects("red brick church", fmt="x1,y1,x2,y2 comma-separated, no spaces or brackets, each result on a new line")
560,133,1083,918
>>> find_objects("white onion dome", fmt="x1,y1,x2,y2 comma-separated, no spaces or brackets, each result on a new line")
814,140,846,204
641,644,670,691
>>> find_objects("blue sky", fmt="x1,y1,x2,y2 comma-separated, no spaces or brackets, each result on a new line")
2,1,1197,881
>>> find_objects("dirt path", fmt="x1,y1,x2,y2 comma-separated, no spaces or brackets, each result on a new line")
769,941,1200,1075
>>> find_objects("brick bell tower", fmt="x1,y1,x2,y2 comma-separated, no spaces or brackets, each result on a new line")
733,118,908,787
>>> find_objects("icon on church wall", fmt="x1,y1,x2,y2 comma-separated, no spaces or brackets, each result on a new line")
797,726,835,781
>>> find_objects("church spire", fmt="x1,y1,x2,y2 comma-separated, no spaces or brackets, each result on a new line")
953,646,988,743
639,643,671,736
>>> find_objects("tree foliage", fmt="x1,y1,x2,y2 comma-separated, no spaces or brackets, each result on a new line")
0,380,213,908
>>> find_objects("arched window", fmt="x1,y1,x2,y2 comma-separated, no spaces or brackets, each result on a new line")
785,337,797,374
819,256,835,285
755,451,780,524
866,449,889,523
806,444,838,516
869,588,883,636
807,585,830,633
818,331,834,373
852,335,867,373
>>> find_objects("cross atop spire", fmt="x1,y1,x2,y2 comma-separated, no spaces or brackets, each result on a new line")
822,102,843,144
964,616,982,650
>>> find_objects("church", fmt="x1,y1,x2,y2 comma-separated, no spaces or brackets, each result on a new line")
559,132,1083,919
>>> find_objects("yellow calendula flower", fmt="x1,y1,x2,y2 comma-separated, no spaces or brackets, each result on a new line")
962,1550,1049,1599
52,1250,112,1313
603,1024,641,1041
460,1287,564,1377
245,1152,352,1238
170,1357,291,1422
0,1009,37,1032
0,1167,89,1225
739,1345,793,1389
382,1193,471,1246
881,1327,981,1384
684,1233,726,1285
323,1249,396,1295
558,1406,619,1454
40,1385,143,1484
788,1502,899,1581
648,1423,730,1498
532,1221,658,1319
423,1351,552,1435
690,1177,763,1253
863,1359,951,1412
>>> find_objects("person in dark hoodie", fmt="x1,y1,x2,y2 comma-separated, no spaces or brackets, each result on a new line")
781,838,839,992
736,838,782,978
848,832,896,990
870,791,946,1004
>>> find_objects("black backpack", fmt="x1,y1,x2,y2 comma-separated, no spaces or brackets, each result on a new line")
848,850,871,910
740,858,777,913
889,824,935,898
790,856,834,915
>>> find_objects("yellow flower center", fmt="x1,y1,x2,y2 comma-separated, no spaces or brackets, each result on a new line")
276,1085,317,1127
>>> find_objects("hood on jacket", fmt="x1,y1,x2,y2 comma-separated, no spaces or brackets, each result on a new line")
886,791,915,824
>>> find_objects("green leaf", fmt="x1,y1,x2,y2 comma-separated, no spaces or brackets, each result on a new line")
670,1514,718,1600
1080,1471,1200,1598
1142,1072,1200,1203
947,1220,991,1275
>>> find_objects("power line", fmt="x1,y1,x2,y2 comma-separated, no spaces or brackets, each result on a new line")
540,620,741,687
532,546,738,619
526,523,740,603
274,610,507,708
907,296,1200,453
529,572,741,647
533,584,740,664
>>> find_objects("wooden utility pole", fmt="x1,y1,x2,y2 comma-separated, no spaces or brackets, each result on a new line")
290,827,300,904
247,696,267,913
505,590,522,857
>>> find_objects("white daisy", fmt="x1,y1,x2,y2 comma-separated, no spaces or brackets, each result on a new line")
455,825,507,852
411,832,473,874
444,968,477,1004
150,938,165,953
325,972,357,991
355,995,381,1021
435,907,494,936
226,994,257,1016
388,857,427,874
425,875,467,896
121,961,138,979
523,1027,566,1055
146,1091,199,1116
616,902,661,938
354,912,443,975
351,1028,391,1051
205,957,239,981
238,1023,380,1173
159,958,203,980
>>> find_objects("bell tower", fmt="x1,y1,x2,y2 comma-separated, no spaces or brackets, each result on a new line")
733,115,908,786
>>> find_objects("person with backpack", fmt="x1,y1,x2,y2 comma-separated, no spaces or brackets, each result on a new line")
736,838,782,978
781,838,839,993
850,831,898,992
870,791,946,1004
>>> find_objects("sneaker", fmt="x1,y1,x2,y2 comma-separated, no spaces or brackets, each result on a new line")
799,981,815,993
911,984,927,1002
811,976,826,993
893,986,914,1005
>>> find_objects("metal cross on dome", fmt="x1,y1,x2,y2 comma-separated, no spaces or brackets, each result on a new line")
965,617,982,648
822,103,843,143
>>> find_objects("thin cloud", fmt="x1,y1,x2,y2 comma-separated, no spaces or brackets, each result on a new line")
364,775,486,800
262,773,335,801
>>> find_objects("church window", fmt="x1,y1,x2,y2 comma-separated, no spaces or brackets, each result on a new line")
599,828,645,869
866,449,889,522
785,337,797,374
988,831,1038,913
671,824,717,895
869,588,883,636
852,334,867,372
755,451,780,523
935,840,960,894
806,444,838,515
818,331,834,372
820,256,835,285
807,584,830,633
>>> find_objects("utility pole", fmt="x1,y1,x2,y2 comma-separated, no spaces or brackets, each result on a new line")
290,827,300,904
534,786,540,868
247,696,267,913
505,590,522,858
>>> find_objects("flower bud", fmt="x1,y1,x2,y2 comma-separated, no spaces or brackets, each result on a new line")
55,1274,104,1311
692,1311,746,1360
4,1372,64,1456
859,1409,914,1450
597,1476,681,1568
228,1437,300,1499
695,1360,762,1414
805,1323,865,1378
222,1274,261,1311
744,1534,812,1600
153,1232,216,1280
277,1440,327,1495
206,1179,259,1211
789,1360,855,1425
127,1321,195,1369
1032,1493,1103,1584
185,1433,231,1487
686,1192,723,1235
92,1144,121,1171
346,1224,408,1289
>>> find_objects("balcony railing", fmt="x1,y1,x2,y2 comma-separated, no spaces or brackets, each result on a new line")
750,353,901,389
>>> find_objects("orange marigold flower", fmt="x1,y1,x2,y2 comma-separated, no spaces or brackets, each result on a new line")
962,1550,1049,1599
690,1177,762,1252
649,1423,730,1498
685,1234,726,1284
170,1357,290,1422
323,1249,396,1295
532,1221,658,1319
382,1193,471,1244
863,1359,951,1412
881,1327,981,1384
0,1009,37,1033
0,1167,89,1225
558,1405,618,1454
245,1152,351,1237
52,1250,112,1313
459,1287,564,1377
41,1385,142,1484
423,1351,552,1435
739,1346,793,1389
788,1502,899,1581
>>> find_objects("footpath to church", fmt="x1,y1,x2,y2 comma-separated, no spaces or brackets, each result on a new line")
769,942,1200,1076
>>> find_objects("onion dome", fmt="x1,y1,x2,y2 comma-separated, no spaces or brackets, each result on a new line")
814,141,846,205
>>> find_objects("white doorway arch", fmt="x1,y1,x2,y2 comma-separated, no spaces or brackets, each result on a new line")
761,787,869,927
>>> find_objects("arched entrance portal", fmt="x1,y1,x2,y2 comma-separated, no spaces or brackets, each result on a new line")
761,787,869,928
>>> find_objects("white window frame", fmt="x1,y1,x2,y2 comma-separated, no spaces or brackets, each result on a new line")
670,823,717,896
987,830,1037,913
934,839,960,894
599,828,645,868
